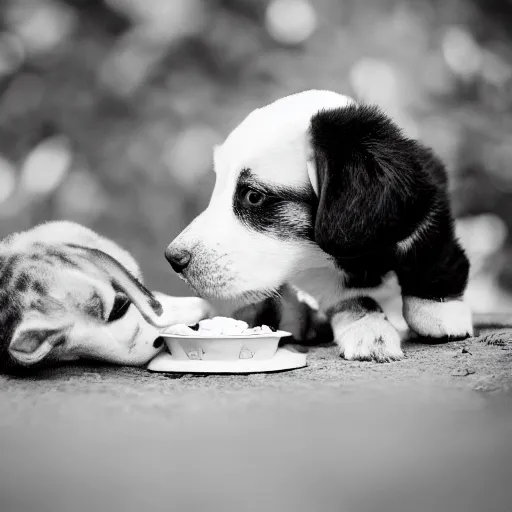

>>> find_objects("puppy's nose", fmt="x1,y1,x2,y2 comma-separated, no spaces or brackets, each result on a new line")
165,247,191,274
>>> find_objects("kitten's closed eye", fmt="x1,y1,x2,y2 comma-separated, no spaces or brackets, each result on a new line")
107,293,132,322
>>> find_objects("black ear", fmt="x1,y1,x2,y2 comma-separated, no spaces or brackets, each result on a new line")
309,104,440,261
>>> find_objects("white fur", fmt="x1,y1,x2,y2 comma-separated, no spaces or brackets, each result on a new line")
402,297,474,338
332,311,404,361
216,90,355,189
6,221,141,276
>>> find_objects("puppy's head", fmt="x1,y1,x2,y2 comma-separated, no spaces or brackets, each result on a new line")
166,90,438,303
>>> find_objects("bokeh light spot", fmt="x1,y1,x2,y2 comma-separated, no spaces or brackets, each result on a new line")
56,169,107,222
165,125,221,191
19,136,72,196
5,0,76,54
0,32,24,77
265,0,317,45
349,58,398,105
443,26,482,77
456,214,507,276
0,156,17,205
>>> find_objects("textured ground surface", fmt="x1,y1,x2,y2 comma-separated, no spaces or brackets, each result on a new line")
1,328,512,512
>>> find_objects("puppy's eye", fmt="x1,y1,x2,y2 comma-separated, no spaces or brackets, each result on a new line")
242,189,265,207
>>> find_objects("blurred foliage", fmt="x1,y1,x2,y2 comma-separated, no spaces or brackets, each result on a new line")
0,0,511,311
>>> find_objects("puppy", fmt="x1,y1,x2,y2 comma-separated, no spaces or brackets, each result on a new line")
0,221,211,375
165,90,473,362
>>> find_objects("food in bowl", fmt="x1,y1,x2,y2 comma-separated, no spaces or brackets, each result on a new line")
160,317,290,361
164,316,275,336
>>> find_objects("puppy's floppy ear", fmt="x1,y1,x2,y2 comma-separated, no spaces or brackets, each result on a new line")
308,104,438,260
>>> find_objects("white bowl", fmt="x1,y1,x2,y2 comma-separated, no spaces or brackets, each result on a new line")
161,330,292,361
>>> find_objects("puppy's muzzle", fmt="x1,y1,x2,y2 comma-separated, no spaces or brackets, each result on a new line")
165,247,191,274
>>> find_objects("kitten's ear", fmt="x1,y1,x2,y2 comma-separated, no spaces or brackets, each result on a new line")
9,315,70,366
308,104,437,259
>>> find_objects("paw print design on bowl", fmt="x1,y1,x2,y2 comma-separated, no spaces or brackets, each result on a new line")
239,346,254,359
186,348,205,360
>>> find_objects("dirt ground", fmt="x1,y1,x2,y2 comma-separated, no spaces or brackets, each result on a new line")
1,327,512,512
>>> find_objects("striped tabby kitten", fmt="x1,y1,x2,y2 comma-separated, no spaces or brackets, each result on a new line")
0,221,211,374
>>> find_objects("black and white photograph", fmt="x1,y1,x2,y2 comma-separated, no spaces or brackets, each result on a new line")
0,1,511,511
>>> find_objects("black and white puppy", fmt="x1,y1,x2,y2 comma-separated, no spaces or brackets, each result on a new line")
165,90,473,362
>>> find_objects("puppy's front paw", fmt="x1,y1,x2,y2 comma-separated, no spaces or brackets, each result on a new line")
334,314,404,362
403,297,473,340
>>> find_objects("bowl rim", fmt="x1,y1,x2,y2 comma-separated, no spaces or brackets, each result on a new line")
160,330,292,340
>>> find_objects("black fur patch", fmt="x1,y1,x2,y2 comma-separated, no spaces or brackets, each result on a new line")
32,281,47,295
127,324,141,352
326,296,383,319
311,104,439,260
0,255,19,289
233,168,315,240
310,103,470,301
14,273,30,292
394,212,470,300
232,295,282,331
150,298,163,316
46,249,79,268
0,292,9,311
252,296,282,330
343,270,387,290
84,291,105,320
107,292,132,322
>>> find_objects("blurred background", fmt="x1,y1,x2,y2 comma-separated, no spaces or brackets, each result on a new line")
0,0,511,313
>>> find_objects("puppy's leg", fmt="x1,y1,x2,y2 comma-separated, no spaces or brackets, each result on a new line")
231,296,282,331
228,285,329,342
329,297,403,362
402,297,473,339
397,236,473,340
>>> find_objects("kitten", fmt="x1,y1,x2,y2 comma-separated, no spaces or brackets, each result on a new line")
0,221,210,375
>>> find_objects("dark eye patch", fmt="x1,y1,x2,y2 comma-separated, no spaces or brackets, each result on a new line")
14,273,30,292
84,291,105,320
0,255,19,289
107,292,132,322
233,168,315,240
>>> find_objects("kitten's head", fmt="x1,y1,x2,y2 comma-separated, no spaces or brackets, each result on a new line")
0,241,161,375
0,224,211,375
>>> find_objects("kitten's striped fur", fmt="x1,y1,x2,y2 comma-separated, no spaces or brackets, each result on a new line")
0,221,210,374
